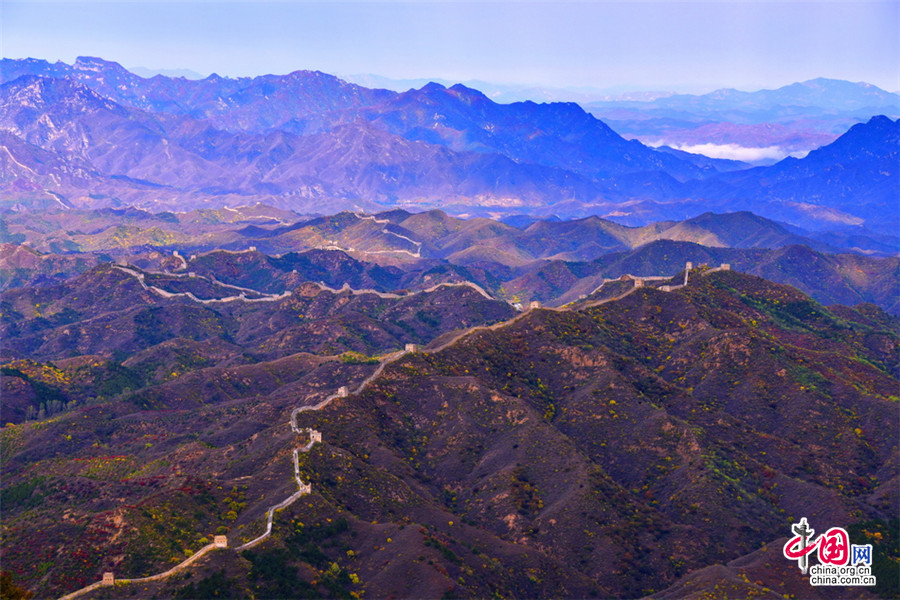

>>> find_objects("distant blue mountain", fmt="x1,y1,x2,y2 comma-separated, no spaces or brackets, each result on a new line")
0,57,895,236
586,78,900,116
128,66,207,80
0,56,395,132
583,78,900,166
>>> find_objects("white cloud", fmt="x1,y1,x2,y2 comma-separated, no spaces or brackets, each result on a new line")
646,140,810,164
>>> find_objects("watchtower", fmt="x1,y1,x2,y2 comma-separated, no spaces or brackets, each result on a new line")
309,430,322,444
214,535,228,548
633,278,644,288
337,386,349,398
529,300,542,309
102,573,115,586
720,263,731,271
405,343,418,353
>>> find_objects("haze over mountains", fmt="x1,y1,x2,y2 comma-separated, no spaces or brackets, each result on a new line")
585,77,900,161
1,57,897,238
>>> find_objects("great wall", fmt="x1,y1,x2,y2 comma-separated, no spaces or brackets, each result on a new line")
57,256,729,599
305,213,425,258
112,264,292,304
113,243,494,305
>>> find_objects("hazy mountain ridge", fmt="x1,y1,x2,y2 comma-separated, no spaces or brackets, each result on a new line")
2,58,896,233
585,77,900,166
698,115,900,230
346,82,721,182
0,74,616,211
588,78,900,114
0,56,394,132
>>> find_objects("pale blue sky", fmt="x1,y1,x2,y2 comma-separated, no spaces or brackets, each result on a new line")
1,1,897,92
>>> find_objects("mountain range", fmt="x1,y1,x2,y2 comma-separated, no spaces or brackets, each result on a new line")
1,57,897,236
2,256,897,598
585,77,900,120
584,77,900,163
353,75,900,161
3,207,898,317
3,55,899,600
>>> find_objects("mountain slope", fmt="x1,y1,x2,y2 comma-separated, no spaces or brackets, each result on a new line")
687,115,900,232
4,207,897,315
0,263,514,364
3,268,897,599
0,75,613,210
507,240,900,312
356,82,722,181
295,269,898,596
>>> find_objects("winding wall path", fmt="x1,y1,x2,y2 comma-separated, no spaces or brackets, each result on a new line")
312,280,494,302
57,541,226,600
57,261,720,599
113,265,291,304
113,264,492,306
352,212,423,257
